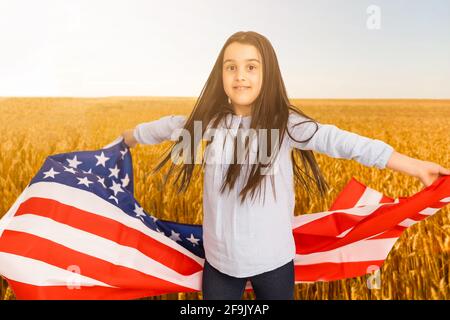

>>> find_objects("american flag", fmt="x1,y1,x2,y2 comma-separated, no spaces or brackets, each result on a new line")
0,137,449,299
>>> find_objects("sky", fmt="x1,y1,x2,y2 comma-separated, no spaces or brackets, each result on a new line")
0,0,449,99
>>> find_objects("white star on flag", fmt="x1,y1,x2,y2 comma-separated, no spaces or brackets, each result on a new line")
63,166,77,174
42,167,60,179
133,204,146,219
120,148,128,160
186,234,200,246
108,195,118,204
108,165,120,179
169,230,182,242
121,174,130,188
97,176,107,188
109,180,124,196
67,155,82,169
95,152,110,167
77,177,93,188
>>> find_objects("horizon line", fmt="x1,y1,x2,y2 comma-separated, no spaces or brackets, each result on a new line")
1,96,450,101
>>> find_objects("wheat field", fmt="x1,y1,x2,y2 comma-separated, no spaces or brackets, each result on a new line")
0,97,449,300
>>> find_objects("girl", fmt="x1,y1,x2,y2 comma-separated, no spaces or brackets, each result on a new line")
122,31,450,300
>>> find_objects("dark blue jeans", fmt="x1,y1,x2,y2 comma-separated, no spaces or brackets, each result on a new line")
201,258,295,300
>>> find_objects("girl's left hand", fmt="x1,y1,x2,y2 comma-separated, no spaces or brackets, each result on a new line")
416,160,450,188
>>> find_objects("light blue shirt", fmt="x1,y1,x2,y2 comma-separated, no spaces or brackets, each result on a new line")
133,112,394,277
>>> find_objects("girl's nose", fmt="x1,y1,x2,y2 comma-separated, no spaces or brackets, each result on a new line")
235,70,246,81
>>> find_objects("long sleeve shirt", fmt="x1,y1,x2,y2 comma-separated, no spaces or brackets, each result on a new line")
133,112,394,278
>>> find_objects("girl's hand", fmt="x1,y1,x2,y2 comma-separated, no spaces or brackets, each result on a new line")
122,129,138,148
415,160,450,188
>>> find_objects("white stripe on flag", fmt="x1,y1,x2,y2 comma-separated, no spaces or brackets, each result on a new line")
294,236,399,265
0,252,114,287
354,186,383,207
420,207,440,215
398,218,419,228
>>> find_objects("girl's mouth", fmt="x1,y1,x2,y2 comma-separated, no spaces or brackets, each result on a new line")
234,86,251,91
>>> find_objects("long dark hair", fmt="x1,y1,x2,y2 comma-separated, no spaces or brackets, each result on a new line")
151,31,329,204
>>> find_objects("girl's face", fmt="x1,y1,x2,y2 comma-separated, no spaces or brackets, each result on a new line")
222,42,263,115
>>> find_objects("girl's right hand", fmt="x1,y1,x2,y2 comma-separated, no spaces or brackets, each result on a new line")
122,129,138,148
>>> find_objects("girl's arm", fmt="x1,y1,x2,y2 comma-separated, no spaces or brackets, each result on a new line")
287,112,394,169
287,112,450,188
122,115,187,147
385,151,450,187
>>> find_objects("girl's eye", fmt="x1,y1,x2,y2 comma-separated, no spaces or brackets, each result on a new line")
225,65,256,71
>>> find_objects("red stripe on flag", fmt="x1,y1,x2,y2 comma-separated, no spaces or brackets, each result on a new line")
296,211,371,237
366,225,406,239
329,178,369,211
3,277,177,300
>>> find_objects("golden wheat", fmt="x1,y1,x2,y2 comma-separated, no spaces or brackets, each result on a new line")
0,97,449,300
